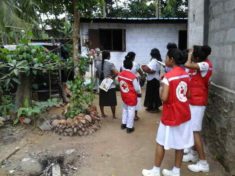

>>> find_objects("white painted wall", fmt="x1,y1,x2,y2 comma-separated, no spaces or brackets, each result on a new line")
81,22,186,70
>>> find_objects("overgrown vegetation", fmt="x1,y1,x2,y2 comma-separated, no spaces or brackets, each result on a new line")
0,35,94,124
16,98,60,124
65,56,95,118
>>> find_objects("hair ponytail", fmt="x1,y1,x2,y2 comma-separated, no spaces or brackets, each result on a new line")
150,48,162,61
125,51,135,62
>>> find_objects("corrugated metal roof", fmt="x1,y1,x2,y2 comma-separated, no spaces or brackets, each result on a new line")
81,17,187,24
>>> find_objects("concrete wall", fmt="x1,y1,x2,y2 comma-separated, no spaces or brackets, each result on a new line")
188,0,235,174
80,22,186,70
208,0,235,90
204,0,235,174
188,0,205,47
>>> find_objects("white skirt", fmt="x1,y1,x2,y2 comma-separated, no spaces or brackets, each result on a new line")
156,121,194,150
190,105,206,131
135,97,142,110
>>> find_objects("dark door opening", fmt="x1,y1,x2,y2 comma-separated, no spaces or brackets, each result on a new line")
178,30,187,50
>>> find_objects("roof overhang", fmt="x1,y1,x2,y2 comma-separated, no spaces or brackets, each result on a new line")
81,17,187,24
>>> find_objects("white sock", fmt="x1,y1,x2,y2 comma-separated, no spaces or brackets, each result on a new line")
199,160,208,165
172,166,180,174
190,149,197,155
152,166,160,172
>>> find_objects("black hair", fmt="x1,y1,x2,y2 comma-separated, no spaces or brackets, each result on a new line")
167,48,184,65
202,45,211,58
193,45,211,62
123,59,133,70
166,43,177,50
102,50,110,60
100,50,110,81
125,51,136,62
150,48,162,61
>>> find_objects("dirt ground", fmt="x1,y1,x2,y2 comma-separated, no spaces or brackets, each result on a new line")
0,92,228,176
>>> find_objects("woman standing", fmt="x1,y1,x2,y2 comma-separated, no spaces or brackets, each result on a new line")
142,48,194,176
142,48,162,112
96,51,119,118
183,45,213,173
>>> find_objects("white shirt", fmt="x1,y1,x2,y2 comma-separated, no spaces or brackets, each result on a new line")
198,62,210,77
146,59,161,81
185,61,210,78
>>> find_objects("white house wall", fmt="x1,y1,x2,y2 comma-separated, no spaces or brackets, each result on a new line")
81,22,187,70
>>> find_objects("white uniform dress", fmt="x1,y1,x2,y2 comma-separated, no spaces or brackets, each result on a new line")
156,78,194,150
187,62,211,131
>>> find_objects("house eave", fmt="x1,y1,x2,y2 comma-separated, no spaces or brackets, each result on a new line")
80,17,187,24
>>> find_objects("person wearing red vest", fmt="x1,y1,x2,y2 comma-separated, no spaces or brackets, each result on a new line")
118,59,141,133
142,48,194,176
183,45,213,173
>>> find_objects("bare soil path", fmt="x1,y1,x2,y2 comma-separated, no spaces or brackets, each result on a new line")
0,92,227,176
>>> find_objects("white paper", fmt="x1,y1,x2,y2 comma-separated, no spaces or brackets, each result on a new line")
99,78,113,92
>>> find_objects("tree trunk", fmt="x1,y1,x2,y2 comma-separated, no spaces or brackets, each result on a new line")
15,73,31,109
155,0,161,18
102,1,107,17
72,0,80,76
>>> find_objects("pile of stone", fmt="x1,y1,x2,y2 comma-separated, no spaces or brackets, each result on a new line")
52,106,101,136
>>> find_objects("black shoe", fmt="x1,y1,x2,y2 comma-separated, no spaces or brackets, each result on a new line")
121,124,126,129
145,107,153,111
126,127,135,133
148,108,160,113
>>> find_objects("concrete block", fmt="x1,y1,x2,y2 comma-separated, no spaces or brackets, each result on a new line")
226,28,235,42
220,13,234,29
211,2,224,17
224,0,235,12
221,45,233,58
232,44,235,57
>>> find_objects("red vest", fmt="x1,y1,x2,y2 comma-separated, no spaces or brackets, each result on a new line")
188,59,213,105
161,66,191,126
118,70,137,106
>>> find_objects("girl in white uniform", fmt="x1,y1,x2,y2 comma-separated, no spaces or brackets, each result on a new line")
120,52,144,120
142,48,194,176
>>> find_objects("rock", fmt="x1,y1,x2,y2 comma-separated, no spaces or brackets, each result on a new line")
38,120,52,131
23,118,31,124
21,158,42,176
66,118,73,125
80,120,86,124
65,128,73,133
52,119,60,127
9,170,15,174
52,164,61,176
84,115,92,122
65,149,76,155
